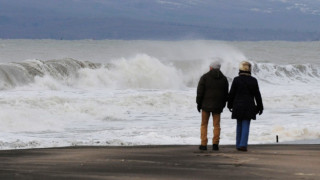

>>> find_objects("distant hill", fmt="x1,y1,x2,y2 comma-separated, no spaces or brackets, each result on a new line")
0,0,320,41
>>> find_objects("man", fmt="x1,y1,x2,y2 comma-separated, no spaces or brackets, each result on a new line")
227,61,263,151
196,61,229,151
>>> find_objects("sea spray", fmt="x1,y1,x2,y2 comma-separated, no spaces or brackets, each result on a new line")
84,54,185,89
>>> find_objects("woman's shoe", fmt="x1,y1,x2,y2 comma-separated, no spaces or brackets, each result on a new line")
238,147,247,151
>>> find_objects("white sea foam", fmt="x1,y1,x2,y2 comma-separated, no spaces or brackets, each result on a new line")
0,39,319,149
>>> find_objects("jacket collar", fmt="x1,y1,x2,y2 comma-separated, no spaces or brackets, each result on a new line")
239,70,251,76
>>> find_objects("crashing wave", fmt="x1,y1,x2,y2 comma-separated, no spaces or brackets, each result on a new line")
0,55,319,90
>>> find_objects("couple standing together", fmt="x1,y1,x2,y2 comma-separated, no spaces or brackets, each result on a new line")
196,61,263,152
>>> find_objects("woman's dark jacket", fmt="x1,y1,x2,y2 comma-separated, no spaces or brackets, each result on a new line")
196,69,229,113
227,74,263,120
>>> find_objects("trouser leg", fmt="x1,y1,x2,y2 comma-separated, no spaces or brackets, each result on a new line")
236,119,242,148
239,119,251,147
200,111,210,146
212,113,221,145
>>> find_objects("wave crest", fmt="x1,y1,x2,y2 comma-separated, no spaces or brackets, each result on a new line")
0,55,319,90
253,63,320,84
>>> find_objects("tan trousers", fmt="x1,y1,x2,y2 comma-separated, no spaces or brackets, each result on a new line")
201,111,221,146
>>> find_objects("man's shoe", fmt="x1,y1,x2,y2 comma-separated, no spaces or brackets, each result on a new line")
199,145,207,150
238,147,247,152
212,144,219,151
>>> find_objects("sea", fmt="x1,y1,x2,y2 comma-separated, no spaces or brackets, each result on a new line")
0,39,319,149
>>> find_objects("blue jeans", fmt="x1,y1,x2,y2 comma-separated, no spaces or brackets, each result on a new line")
236,119,251,148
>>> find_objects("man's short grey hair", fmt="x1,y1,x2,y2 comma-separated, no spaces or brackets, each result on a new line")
210,61,221,69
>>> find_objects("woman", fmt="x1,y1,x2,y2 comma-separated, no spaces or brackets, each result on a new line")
228,61,263,151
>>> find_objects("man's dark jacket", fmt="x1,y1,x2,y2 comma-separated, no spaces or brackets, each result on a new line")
196,69,229,113
227,74,263,120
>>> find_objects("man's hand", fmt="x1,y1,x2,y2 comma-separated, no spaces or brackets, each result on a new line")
197,104,201,113
258,109,263,115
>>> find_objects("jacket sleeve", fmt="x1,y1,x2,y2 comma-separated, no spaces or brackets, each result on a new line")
227,78,236,109
196,76,205,106
254,80,263,111
223,77,229,108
